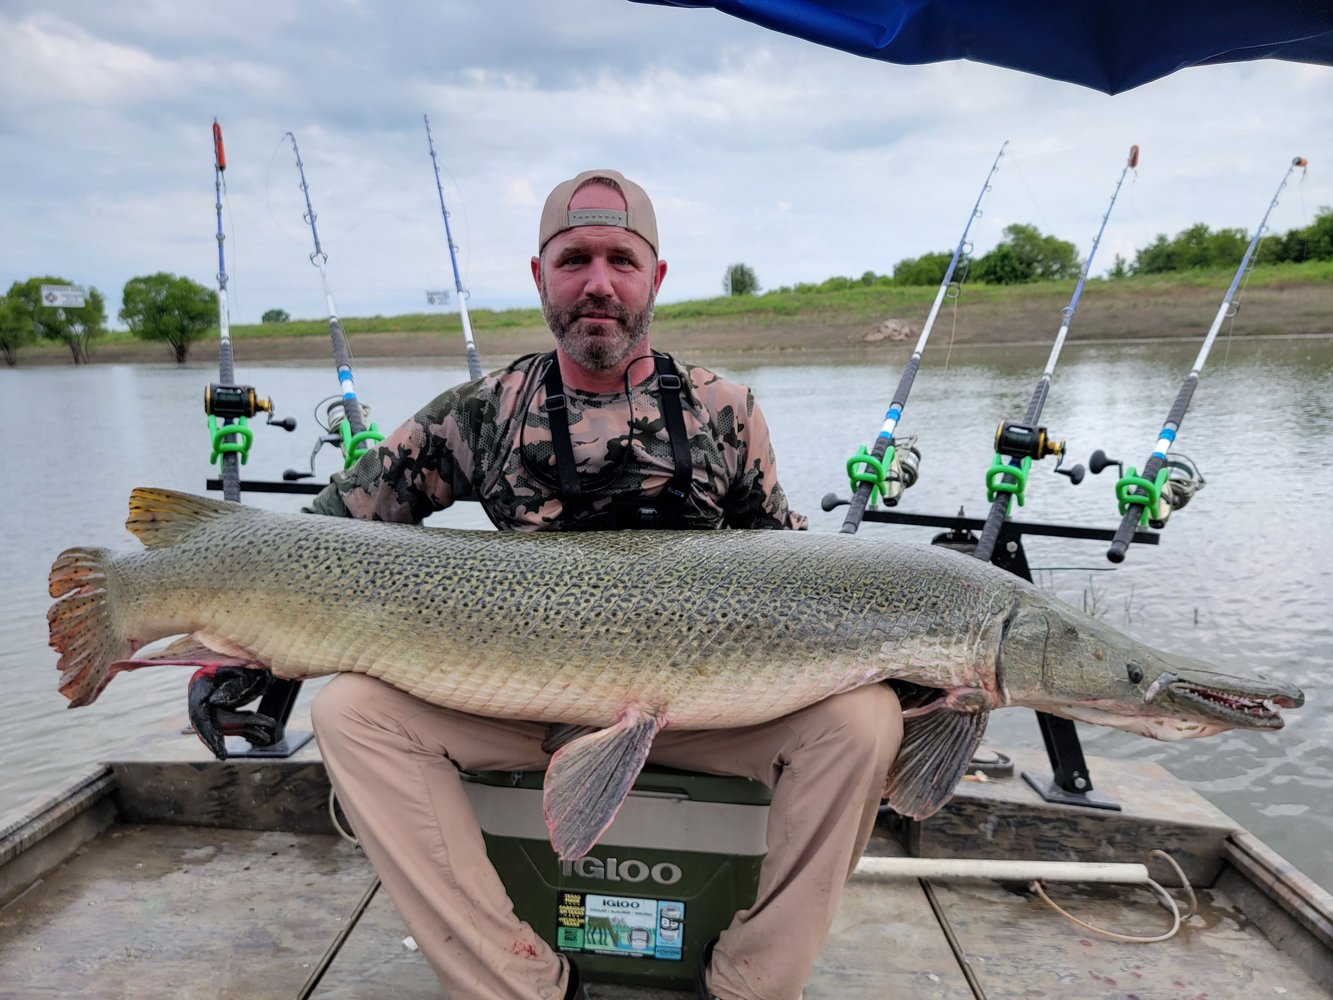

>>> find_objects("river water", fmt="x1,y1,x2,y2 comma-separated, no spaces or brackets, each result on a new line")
1,337,1329,891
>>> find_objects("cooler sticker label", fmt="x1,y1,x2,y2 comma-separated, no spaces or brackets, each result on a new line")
556,891,685,961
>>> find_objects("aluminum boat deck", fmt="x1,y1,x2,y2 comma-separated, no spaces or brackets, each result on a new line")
3,712,1330,999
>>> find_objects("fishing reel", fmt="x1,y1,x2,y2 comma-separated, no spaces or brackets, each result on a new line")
283,397,374,481
204,383,295,429
994,420,1084,484
204,383,296,469
1089,449,1205,528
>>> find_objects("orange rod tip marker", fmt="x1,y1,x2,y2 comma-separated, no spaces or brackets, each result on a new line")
213,121,227,172
1128,144,1140,169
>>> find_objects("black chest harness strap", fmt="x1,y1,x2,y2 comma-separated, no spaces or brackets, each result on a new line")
541,351,693,527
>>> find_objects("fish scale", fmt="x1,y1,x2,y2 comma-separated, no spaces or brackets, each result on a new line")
47,487,1303,859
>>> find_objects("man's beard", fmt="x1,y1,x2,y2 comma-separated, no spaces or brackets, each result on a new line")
541,290,655,372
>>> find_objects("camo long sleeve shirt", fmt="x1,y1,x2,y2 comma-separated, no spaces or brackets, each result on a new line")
305,352,807,532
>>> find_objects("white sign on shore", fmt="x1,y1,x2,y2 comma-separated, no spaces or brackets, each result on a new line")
425,289,451,305
40,284,86,308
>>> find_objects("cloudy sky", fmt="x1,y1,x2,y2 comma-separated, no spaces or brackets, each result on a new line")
2,2,1330,326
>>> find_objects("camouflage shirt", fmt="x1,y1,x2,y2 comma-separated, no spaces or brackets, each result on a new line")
305,352,807,532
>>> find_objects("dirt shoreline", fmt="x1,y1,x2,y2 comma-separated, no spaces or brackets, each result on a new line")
12,282,1331,367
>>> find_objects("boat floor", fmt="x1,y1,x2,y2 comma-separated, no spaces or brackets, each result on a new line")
3,823,1329,999
2,714,1331,999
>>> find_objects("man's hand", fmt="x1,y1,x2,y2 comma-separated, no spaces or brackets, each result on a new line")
187,665,277,759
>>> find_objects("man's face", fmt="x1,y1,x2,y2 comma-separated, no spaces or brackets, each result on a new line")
533,183,667,373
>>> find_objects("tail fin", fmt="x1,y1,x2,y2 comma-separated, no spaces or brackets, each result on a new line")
48,546,129,707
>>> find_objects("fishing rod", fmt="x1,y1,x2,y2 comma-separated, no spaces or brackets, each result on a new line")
424,114,483,380
840,140,1009,534
971,144,1140,564
194,121,298,760
203,119,292,502
1098,155,1309,564
281,131,382,479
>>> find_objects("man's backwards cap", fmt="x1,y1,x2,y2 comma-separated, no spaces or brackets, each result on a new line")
538,169,658,256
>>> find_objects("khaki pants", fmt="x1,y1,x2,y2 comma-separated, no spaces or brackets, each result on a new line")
313,676,902,1000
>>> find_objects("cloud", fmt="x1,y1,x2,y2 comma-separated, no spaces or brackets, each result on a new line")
0,1,1329,326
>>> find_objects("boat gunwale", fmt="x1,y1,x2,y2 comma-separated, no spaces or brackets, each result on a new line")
1223,831,1333,956
0,763,118,908
2,755,1331,996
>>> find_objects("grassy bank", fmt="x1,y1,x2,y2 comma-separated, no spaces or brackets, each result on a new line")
15,259,1333,366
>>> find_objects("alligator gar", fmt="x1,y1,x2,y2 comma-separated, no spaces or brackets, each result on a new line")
48,488,1303,859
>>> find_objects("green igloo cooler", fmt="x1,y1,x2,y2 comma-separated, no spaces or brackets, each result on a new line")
460,766,772,988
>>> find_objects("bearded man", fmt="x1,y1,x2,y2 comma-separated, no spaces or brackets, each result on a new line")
305,170,902,1000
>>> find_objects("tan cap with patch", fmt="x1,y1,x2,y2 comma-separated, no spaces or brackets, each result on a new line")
538,169,658,255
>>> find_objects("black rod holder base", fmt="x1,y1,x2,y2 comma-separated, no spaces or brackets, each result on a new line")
1020,770,1123,812
224,731,316,759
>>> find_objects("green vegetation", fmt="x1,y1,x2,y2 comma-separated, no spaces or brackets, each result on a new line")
5,210,1332,365
725,262,761,296
262,308,291,323
890,252,953,287
971,224,1079,283
0,295,34,366
855,208,1333,289
142,257,1333,339
120,273,218,363
6,277,107,364
1135,209,1333,272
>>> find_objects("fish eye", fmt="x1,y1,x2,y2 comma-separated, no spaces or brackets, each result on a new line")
1127,663,1145,684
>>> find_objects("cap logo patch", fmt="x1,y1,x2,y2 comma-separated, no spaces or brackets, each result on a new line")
566,209,629,228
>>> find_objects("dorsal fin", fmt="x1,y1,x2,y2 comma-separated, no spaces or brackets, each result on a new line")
126,487,251,548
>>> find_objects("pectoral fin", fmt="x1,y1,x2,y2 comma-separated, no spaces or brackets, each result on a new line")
883,708,989,820
543,708,661,860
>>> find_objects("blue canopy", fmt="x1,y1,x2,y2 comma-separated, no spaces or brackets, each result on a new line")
632,1,1333,94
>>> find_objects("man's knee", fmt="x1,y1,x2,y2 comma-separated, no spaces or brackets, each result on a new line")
805,684,903,765
310,673,387,742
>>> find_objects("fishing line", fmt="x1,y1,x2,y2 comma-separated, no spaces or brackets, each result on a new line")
941,290,961,373
283,130,380,456
972,144,1139,564
1004,145,1053,236
264,133,308,248
1125,165,1154,260
203,123,291,506
441,162,474,289
840,140,1009,534
940,214,978,374
221,177,242,322
424,113,483,379
1103,155,1307,563
211,118,241,502
1221,161,1311,368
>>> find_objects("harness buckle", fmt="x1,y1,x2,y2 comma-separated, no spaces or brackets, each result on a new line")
544,392,567,413
657,373,682,391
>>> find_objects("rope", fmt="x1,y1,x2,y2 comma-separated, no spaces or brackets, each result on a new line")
1030,850,1196,943
329,787,359,846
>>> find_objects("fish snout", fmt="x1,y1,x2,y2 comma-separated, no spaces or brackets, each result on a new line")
1158,671,1304,730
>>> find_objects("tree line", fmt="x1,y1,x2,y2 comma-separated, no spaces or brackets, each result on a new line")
0,273,295,366
760,207,1333,294
7,209,1330,363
